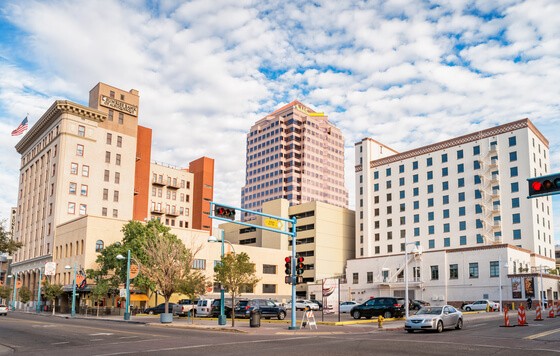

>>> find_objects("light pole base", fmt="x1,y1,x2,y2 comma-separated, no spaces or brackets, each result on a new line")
124,312,131,321
288,326,300,330
218,315,226,325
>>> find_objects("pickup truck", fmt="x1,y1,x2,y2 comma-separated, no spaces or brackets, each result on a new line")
175,299,198,317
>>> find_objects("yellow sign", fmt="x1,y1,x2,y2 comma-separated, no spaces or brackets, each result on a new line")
264,218,279,229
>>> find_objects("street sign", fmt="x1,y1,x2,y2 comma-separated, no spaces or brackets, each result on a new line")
120,288,127,298
263,217,278,228
129,264,140,279
16,280,22,288
44,262,56,276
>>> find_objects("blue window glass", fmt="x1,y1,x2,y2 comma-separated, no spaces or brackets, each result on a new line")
442,181,449,190
476,234,484,243
427,171,433,180
399,164,405,173
441,153,448,163
413,201,419,209
413,174,419,183
458,192,465,201
459,207,466,216
428,212,434,221
475,204,482,214
400,190,405,199
414,227,420,236
475,189,482,198
459,221,466,230
457,150,464,159
413,187,419,196
513,229,521,240
511,182,519,192
443,195,449,204
399,177,405,186
374,171,379,179
443,209,450,218
414,214,420,223
494,231,502,238
428,226,435,235
374,183,379,191
429,239,435,249
458,178,465,187
509,136,516,147
443,223,450,232
386,180,392,188
512,197,520,208
476,219,483,228
474,175,481,184
386,168,391,176
412,161,418,170
457,163,464,173
460,236,467,245
510,167,518,177
427,184,433,193
509,152,517,162
427,157,433,166
444,237,450,247
442,167,448,176
474,160,480,170
473,145,480,155
427,198,434,207
512,213,521,224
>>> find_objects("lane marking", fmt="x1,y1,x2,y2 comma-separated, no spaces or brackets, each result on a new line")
90,333,114,336
524,328,560,340
118,336,139,340
51,342,70,345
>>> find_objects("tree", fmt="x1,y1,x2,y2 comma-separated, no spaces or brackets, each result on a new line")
42,280,63,315
0,219,22,254
90,279,110,317
213,252,260,326
19,286,31,304
177,264,209,323
0,285,11,304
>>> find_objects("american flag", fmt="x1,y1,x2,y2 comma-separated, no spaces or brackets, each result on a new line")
11,116,29,136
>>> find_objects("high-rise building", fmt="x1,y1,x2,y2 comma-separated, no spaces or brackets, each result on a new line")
241,101,348,219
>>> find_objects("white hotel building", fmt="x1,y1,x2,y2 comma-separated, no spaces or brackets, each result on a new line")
341,119,559,306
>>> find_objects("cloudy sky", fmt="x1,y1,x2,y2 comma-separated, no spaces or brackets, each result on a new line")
0,0,559,242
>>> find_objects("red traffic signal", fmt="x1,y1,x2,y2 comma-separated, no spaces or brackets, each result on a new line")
296,256,305,275
528,174,560,198
284,256,292,275
214,205,236,220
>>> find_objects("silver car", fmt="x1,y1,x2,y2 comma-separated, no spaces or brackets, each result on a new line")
404,305,463,333
0,304,8,316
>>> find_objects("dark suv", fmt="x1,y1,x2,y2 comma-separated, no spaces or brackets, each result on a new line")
210,299,233,318
350,297,404,319
234,299,287,320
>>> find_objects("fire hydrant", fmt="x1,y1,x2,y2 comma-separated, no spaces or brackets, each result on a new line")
378,315,384,328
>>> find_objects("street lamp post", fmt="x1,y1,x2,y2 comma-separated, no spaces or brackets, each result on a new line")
64,264,77,317
208,231,236,326
498,256,508,312
116,250,132,320
36,267,43,313
404,238,420,319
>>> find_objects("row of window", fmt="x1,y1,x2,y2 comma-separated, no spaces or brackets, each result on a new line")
151,187,190,202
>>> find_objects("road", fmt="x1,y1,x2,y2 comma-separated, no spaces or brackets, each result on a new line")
0,312,558,355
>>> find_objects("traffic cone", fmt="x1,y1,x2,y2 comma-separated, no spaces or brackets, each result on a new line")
535,303,544,321
500,306,515,327
517,305,528,326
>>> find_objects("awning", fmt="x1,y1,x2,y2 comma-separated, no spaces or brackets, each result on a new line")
129,294,150,302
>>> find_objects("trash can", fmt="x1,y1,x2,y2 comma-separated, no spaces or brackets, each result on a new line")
249,309,261,328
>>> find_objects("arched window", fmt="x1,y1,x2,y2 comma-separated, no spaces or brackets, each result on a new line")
95,240,104,252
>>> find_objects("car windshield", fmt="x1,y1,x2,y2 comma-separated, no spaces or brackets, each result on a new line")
417,307,442,315
236,301,248,307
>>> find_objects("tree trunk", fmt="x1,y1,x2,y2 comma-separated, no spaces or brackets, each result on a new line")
52,299,55,316
231,294,236,327
97,304,100,317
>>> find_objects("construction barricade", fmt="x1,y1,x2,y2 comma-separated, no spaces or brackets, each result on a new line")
535,303,544,321
517,305,528,326
500,306,514,327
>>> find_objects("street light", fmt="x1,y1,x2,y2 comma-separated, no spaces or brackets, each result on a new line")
116,250,132,321
64,264,77,317
36,267,43,313
498,256,508,312
6,275,15,311
404,240,421,319
208,231,236,326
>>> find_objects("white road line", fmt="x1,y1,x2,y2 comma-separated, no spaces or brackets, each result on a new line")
90,339,104,342
118,336,139,340
51,342,70,345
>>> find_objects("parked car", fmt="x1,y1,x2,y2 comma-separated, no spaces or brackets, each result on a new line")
350,297,404,319
309,299,323,310
0,304,8,316
234,299,287,320
175,299,198,317
210,299,233,318
404,305,463,333
462,300,499,312
339,301,359,313
411,300,430,310
285,300,320,311
196,299,215,317
144,303,178,315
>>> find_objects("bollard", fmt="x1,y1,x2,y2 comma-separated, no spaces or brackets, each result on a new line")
378,315,384,328
512,302,515,311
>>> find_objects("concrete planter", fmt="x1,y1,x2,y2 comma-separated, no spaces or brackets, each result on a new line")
160,313,173,323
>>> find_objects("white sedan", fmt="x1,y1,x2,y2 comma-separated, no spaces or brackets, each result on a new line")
285,300,320,311
0,304,8,316
462,300,499,311
339,301,359,313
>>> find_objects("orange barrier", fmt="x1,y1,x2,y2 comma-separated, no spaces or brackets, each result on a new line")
557,302,560,317
549,303,557,318
535,303,544,321
517,305,528,326
500,306,514,327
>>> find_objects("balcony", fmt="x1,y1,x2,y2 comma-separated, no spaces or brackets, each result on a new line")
152,179,165,186
151,207,164,215
166,209,180,217
166,182,180,190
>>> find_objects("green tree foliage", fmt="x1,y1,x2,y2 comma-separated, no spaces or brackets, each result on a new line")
0,219,22,254
213,252,260,326
90,279,110,317
19,286,31,304
0,285,11,303
42,280,63,315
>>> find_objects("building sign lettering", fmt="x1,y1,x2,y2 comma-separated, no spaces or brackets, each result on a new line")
100,95,138,116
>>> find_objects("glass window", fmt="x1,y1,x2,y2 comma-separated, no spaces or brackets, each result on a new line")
117,136,123,147
511,182,519,192
399,177,405,186
374,171,379,179
79,204,87,215
474,175,481,184
386,168,391,176
374,183,379,191
428,212,434,221
442,167,448,176
475,204,482,214
469,262,479,278
512,197,520,208
458,178,465,187
412,161,418,170
413,174,418,183
427,184,433,193
441,153,448,163
442,181,449,190
513,229,521,240
475,189,482,199
427,171,433,180
510,167,518,177
490,261,499,277
399,190,405,199
95,240,104,252
473,145,480,155
413,201,419,209
474,160,481,170
118,112,124,124
427,157,433,166
431,265,439,280
78,125,85,137
71,163,78,175
458,192,465,201
457,163,464,173
429,239,435,249
457,150,464,159
443,209,449,218
69,182,77,194
82,165,89,177
68,202,75,214
427,198,434,207
76,144,84,156
460,236,467,245
80,185,88,196
413,187,419,196
428,225,434,235
443,195,449,204
509,136,516,146
413,214,419,223
509,151,517,162
449,264,458,279
399,164,405,173
443,223,450,232
106,133,112,144
476,234,484,243
512,213,521,224
459,221,466,230
414,227,420,236
459,206,466,216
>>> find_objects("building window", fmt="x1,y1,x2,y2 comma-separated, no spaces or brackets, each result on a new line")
412,161,418,170
510,167,518,177
427,171,433,180
78,125,85,137
262,284,276,294
473,145,480,155
512,213,521,224
263,264,276,274
118,112,124,124
469,263,479,278
511,182,519,192
95,240,104,252
444,237,450,247
509,136,516,146
108,109,114,121
449,264,458,279
386,167,391,176
79,204,87,215
513,229,522,240
443,223,450,232
71,163,78,175
441,153,448,163
353,273,359,284
427,198,433,207
442,181,449,190
442,167,448,176
399,164,405,173
458,192,465,202
80,185,88,196
459,221,466,230
457,150,463,159
115,172,120,184
192,259,206,270
509,152,517,162
458,178,465,187
82,165,89,177
76,144,84,156
117,136,123,147
69,182,77,194
457,163,464,173
512,197,520,208
431,266,439,280
114,190,119,202
113,209,118,218
103,188,109,200
413,174,418,183
68,202,76,214
459,207,466,216
102,207,107,216
443,209,449,218
443,195,449,204
105,151,111,163
490,261,499,277
428,239,435,249
106,133,112,144
460,236,467,245
367,272,373,283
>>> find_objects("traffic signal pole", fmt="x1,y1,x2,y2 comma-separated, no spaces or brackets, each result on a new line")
289,222,298,330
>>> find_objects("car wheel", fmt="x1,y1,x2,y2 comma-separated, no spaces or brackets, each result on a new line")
383,311,392,319
148,310,154,315
352,310,361,319
278,311,286,320
436,321,443,333
455,318,463,330
465,307,471,311
407,329,414,333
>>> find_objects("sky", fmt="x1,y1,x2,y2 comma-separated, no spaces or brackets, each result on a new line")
0,0,559,243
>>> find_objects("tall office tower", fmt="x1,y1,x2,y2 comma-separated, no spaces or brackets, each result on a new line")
355,119,555,260
241,101,348,219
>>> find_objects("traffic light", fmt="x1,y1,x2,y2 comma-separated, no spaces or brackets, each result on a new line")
527,173,560,198
284,256,292,284
296,256,305,275
214,205,236,220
